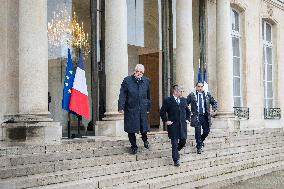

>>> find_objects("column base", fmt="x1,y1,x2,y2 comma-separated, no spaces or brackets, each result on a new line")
1,113,61,142
1,122,61,142
95,112,127,137
211,112,239,130
4,113,53,122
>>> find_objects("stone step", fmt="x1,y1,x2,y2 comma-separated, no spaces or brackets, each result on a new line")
170,160,284,189
84,147,284,188
27,150,284,189
0,129,283,157
1,132,283,169
1,143,283,189
108,155,284,189
1,136,284,180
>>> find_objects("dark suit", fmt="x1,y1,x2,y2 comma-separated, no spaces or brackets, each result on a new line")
118,75,151,149
187,91,217,150
160,96,190,162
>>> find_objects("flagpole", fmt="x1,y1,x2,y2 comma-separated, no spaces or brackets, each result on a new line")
77,115,82,137
68,112,71,139
91,0,98,134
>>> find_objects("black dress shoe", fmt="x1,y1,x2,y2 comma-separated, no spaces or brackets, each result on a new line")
174,160,180,167
197,149,201,154
131,147,138,154
144,141,150,149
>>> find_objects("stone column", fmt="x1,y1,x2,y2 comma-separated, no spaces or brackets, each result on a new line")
212,0,236,129
176,0,194,94
96,0,128,136
19,0,49,116
216,0,234,115
1,0,61,142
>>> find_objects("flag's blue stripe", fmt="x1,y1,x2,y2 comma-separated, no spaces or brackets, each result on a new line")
77,48,85,70
204,68,208,82
198,68,203,82
62,48,75,112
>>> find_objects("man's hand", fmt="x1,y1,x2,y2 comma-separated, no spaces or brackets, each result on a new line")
166,121,173,126
119,110,124,113
210,110,217,118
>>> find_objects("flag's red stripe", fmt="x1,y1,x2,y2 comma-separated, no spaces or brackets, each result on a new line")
69,89,90,120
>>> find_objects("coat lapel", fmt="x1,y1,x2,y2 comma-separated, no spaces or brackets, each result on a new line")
170,96,179,106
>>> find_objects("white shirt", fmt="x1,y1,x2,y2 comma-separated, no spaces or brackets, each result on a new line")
197,92,205,114
173,96,180,104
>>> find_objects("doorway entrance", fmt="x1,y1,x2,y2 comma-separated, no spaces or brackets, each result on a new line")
139,52,160,128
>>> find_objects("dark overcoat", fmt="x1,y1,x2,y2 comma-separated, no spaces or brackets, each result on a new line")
118,75,151,133
186,91,217,127
160,96,190,140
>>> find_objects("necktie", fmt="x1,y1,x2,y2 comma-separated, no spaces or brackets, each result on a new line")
198,94,203,113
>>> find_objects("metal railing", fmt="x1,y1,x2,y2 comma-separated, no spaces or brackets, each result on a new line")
233,107,249,120
264,108,281,119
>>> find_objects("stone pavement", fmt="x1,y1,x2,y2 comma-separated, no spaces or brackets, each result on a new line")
220,170,284,189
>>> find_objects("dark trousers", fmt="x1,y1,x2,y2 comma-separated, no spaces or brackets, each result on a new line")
195,114,210,149
128,127,148,149
171,138,186,162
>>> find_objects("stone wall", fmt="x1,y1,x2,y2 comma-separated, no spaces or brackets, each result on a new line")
207,0,284,129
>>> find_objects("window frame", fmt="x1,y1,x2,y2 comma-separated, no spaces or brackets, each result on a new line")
231,8,243,107
262,20,274,108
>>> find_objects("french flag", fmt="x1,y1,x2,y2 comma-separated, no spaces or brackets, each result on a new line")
69,48,90,120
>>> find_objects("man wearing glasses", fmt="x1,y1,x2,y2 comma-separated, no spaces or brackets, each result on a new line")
118,64,151,154
160,85,190,167
187,82,217,154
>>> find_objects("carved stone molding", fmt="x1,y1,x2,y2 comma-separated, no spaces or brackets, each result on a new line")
267,3,274,17
208,0,216,5
230,0,248,12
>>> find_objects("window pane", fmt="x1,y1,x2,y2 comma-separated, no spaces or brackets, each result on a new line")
266,23,272,42
267,65,272,81
263,81,266,95
263,47,266,80
232,37,240,57
234,97,241,107
233,77,241,96
267,82,273,98
266,99,273,108
266,47,272,65
231,9,235,30
262,20,265,40
233,57,240,76
231,9,240,32
234,10,239,32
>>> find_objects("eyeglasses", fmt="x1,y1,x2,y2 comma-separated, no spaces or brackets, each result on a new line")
178,91,184,93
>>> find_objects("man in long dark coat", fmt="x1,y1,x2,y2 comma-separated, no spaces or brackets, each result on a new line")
118,64,151,154
160,85,190,167
187,81,217,154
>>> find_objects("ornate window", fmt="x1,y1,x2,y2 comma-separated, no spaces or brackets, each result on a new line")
262,20,274,108
231,9,242,107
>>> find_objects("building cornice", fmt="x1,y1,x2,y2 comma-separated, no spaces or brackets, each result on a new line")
264,0,284,10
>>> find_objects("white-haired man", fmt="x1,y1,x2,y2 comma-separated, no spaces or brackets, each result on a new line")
118,64,151,154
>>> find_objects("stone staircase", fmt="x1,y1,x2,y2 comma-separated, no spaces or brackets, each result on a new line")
0,128,284,189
